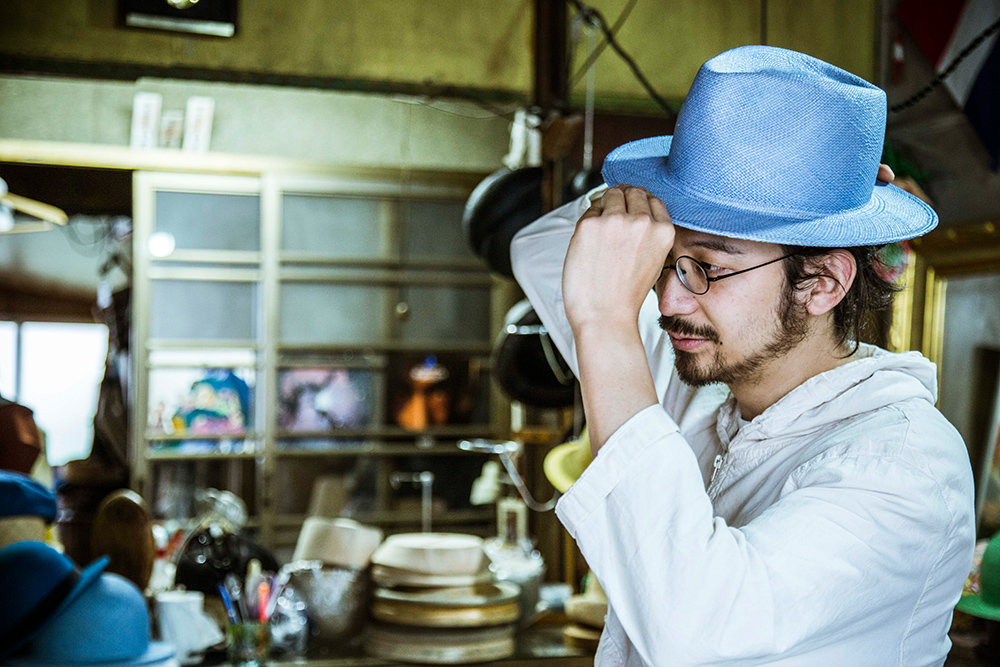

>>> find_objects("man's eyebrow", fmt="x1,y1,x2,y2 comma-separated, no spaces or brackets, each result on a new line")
686,239,747,255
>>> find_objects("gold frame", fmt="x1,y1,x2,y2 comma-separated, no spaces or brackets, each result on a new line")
889,219,1000,367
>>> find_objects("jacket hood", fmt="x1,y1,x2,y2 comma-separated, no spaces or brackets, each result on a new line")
718,344,938,448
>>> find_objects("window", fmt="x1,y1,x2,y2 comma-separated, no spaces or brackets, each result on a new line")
2,321,108,466
0,321,16,399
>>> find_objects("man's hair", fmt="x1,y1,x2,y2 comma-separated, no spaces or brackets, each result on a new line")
780,245,900,353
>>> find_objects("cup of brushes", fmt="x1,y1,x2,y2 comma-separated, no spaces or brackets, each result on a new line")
218,561,274,667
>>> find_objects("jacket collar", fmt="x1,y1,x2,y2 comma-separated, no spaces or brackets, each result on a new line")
715,344,937,452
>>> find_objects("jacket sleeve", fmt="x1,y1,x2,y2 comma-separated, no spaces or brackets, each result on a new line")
556,404,970,665
509,188,669,385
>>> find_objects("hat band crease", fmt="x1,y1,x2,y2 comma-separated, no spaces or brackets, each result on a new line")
661,171,883,220
1,568,80,650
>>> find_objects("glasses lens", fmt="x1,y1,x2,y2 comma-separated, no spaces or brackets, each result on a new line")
676,257,709,294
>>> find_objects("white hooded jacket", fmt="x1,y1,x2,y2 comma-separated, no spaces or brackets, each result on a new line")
510,192,976,666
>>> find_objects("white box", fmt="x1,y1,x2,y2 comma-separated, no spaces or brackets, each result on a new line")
130,92,162,149
182,97,215,152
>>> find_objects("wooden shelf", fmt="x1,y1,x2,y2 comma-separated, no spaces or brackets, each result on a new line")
273,508,493,528
276,425,496,440
276,444,489,458
147,432,257,441
278,341,494,355
147,449,258,461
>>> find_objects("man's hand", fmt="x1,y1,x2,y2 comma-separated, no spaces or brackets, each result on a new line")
877,164,895,184
562,185,675,335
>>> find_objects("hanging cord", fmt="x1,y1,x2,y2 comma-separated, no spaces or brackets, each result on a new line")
583,22,597,170
570,0,641,86
565,0,675,117
890,16,1000,113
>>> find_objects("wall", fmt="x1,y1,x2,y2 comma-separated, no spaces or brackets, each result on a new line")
569,0,877,111
0,75,513,171
0,0,881,114
0,0,534,97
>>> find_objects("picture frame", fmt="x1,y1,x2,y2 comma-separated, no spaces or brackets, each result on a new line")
890,219,1000,534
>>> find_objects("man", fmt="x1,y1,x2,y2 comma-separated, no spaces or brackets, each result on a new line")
511,45,975,666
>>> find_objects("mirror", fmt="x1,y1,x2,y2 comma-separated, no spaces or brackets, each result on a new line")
890,220,1000,536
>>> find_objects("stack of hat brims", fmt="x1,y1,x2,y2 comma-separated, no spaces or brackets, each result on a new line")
365,533,520,664
562,574,608,652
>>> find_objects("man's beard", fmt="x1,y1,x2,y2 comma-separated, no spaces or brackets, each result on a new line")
658,286,809,387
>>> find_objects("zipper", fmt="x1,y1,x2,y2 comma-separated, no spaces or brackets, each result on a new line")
708,452,728,497
710,454,724,485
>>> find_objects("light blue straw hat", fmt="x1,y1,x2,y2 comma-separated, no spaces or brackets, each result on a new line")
602,45,937,247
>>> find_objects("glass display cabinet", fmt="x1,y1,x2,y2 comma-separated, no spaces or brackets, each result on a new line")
131,169,512,556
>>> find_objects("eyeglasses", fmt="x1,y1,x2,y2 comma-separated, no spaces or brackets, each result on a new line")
661,253,798,295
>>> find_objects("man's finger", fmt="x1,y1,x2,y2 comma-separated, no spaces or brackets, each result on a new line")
599,186,627,214
877,164,895,183
647,195,671,223
579,202,604,220
624,186,652,217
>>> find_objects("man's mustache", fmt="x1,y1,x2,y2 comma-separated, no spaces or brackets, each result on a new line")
658,315,720,343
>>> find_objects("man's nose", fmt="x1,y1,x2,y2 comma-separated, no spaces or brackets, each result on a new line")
657,269,699,317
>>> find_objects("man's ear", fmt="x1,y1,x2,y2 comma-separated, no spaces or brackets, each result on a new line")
804,250,856,316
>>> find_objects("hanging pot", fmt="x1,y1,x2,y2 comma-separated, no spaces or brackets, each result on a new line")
462,168,543,279
493,300,575,409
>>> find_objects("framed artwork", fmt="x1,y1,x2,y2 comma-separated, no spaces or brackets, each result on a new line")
386,352,488,430
278,368,375,432
148,367,253,437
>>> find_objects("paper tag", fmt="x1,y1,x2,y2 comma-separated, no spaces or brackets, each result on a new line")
159,110,185,149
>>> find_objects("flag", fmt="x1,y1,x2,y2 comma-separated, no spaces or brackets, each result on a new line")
899,0,1000,168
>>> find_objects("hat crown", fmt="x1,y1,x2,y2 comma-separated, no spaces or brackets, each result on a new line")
0,542,75,638
667,45,886,216
26,573,152,663
0,471,57,522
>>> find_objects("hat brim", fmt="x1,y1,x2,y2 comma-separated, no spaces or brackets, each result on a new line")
956,593,1000,622
9,641,177,667
602,136,938,247
2,556,109,661
543,438,592,494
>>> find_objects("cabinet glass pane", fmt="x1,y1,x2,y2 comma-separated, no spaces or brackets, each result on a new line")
151,281,257,340
151,460,257,520
282,195,386,258
403,200,476,262
399,286,491,342
155,192,260,251
280,284,387,344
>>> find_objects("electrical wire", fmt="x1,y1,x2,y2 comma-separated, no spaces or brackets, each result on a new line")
890,16,1000,114
570,0,641,86
392,95,523,120
565,0,675,117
